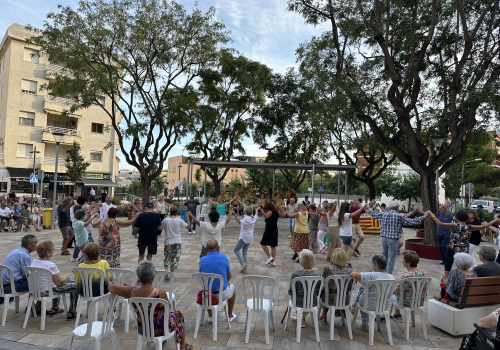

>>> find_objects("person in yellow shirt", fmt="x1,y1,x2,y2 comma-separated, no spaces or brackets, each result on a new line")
223,185,231,201
258,194,267,208
261,185,269,199
275,193,284,207
235,184,245,198
248,185,257,200
274,185,283,198
231,193,242,214
285,186,295,201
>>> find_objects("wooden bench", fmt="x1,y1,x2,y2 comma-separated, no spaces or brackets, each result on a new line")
429,277,500,335
434,276,500,309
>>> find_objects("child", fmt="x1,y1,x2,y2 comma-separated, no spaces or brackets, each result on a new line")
233,206,258,272
72,209,100,262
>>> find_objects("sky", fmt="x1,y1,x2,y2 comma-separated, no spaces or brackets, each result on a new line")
0,0,330,169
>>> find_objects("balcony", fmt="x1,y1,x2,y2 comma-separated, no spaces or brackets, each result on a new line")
44,63,73,77
43,95,82,117
0,153,3,164
41,126,82,145
43,157,67,165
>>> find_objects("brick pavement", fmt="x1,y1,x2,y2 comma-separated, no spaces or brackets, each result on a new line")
0,217,494,350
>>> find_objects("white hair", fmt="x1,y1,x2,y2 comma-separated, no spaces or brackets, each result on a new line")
454,253,474,270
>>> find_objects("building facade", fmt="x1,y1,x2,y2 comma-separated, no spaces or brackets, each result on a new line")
0,23,120,201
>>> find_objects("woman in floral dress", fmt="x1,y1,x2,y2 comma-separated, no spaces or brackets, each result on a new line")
389,250,426,322
98,207,136,268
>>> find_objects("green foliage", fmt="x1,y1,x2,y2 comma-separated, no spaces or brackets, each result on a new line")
253,69,330,187
65,141,90,185
29,0,230,203
151,177,166,197
375,170,421,208
194,169,202,183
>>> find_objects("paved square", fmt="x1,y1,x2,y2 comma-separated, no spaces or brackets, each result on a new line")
0,217,491,350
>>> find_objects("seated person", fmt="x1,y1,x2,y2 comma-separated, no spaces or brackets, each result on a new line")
187,210,233,258
319,248,353,324
478,307,500,336
109,261,191,350
440,252,476,302
0,202,15,232
70,243,111,319
1,234,38,297
30,240,78,318
288,249,322,328
198,240,237,323
390,250,426,322
349,255,395,332
474,246,500,277
17,203,42,232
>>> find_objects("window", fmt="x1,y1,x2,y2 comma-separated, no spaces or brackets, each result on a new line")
23,48,39,63
91,123,103,133
21,79,37,94
16,143,33,158
47,119,69,128
93,97,105,106
90,152,102,161
19,111,35,126
231,169,234,172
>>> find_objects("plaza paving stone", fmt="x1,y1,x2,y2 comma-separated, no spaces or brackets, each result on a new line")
0,216,495,350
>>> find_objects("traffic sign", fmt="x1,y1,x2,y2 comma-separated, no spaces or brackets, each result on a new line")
30,174,38,184
198,187,202,192
169,189,175,195
37,170,45,179
177,180,182,190
318,186,325,193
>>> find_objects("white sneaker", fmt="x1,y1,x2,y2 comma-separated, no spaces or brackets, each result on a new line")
192,231,196,235
207,317,213,323
270,261,276,267
228,314,237,323
266,257,273,265
71,257,78,262
240,263,248,272
189,231,192,235
288,235,291,238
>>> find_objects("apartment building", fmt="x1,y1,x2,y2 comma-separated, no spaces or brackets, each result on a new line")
0,23,120,200
166,155,266,194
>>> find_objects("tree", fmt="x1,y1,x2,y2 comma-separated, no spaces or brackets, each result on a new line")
253,69,330,187
375,171,421,211
290,0,500,245
30,0,230,204
65,141,90,191
185,50,271,197
151,177,166,198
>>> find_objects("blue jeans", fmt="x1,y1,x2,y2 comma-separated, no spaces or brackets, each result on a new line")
437,234,450,263
288,218,295,231
188,216,196,233
3,279,29,295
233,239,250,266
355,289,369,325
381,236,399,274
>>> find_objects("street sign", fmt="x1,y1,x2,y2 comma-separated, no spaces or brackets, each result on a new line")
198,187,202,192
308,188,313,192
318,186,325,193
177,180,182,190
30,174,38,184
465,182,474,192
37,170,45,179
169,189,175,195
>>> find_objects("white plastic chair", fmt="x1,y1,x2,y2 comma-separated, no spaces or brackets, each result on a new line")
319,275,356,340
32,214,42,228
67,293,118,350
242,275,276,344
284,276,324,343
73,267,107,328
192,273,231,341
0,265,30,327
152,270,176,311
128,297,180,350
22,266,68,331
106,268,137,333
390,277,431,340
351,279,396,345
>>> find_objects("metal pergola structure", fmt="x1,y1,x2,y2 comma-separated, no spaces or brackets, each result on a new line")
186,160,358,203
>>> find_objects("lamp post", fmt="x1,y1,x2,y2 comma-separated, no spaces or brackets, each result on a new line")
29,147,41,213
177,162,182,202
461,158,482,207
432,135,445,209
51,132,65,229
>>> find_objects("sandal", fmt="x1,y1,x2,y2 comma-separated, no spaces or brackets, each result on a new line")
48,307,64,316
319,316,328,325
61,251,70,255
67,311,77,320
180,344,193,350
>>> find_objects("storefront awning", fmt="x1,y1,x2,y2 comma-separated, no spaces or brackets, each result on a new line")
80,179,117,187
6,168,32,179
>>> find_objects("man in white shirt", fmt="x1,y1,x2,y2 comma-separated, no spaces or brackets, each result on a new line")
187,210,234,258
233,207,258,272
89,188,96,202
0,202,15,232
99,197,116,219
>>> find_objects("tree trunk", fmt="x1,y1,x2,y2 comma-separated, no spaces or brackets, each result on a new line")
420,173,438,246
213,177,221,197
367,181,376,201
141,177,151,206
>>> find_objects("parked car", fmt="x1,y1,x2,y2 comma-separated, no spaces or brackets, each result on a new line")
470,200,496,214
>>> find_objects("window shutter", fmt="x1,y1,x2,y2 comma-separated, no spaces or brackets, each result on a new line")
29,81,37,93
21,79,30,91
16,143,33,157
24,48,39,63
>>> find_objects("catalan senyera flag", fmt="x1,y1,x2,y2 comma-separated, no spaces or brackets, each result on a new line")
359,215,381,234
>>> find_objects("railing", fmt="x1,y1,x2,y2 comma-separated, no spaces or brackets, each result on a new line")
44,64,73,76
41,126,81,137
0,153,3,162
43,157,67,165
43,95,75,106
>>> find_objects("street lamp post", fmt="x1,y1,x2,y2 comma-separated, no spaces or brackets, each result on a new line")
432,135,445,209
51,132,65,229
29,147,41,213
461,158,482,207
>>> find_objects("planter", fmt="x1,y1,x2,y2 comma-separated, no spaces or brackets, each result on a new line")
405,238,442,260
416,230,425,238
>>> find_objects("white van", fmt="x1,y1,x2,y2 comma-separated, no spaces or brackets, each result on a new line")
470,200,495,214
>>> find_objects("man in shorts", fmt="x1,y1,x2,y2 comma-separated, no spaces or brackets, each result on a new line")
286,198,297,238
350,200,366,257
134,202,162,263
198,239,237,323
58,197,75,255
